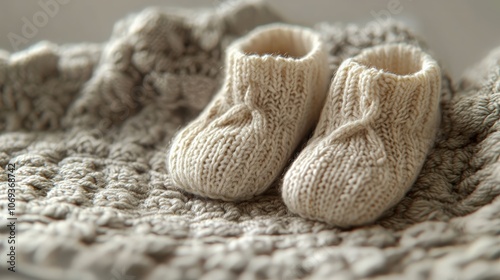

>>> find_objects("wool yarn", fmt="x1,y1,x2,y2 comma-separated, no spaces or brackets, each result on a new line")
2,0,500,276
0,0,282,132
282,43,442,227
167,23,330,201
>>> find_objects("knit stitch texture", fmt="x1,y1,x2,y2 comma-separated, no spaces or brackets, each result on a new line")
283,44,442,227
168,23,329,201
0,2,499,279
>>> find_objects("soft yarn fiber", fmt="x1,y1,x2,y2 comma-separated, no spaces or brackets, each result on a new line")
283,44,442,227
168,23,329,201
0,1,499,279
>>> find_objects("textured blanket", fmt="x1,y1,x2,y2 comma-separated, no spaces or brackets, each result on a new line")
1,1,499,279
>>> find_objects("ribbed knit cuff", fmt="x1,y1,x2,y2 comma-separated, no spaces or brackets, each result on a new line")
223,24,328,103
341,44,441,111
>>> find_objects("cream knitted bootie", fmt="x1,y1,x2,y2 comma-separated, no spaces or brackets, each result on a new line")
167,24,329,201
282,44,441,227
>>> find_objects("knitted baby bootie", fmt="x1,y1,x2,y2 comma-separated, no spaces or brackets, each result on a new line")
167,24,330,201
282,43,441,227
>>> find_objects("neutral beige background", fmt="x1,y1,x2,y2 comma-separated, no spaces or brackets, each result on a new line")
1,0,499,79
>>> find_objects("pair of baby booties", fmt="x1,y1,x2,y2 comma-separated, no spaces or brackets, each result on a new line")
167,23,441,227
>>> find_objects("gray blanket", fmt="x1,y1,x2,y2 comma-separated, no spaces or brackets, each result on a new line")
1,1,499,279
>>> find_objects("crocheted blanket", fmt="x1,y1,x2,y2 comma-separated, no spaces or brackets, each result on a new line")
1,1,499,279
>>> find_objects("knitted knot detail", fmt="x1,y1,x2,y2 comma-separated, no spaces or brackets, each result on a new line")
215,83,264,127
325,71,387,165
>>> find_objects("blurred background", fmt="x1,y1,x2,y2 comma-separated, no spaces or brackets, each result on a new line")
1,0,499,80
